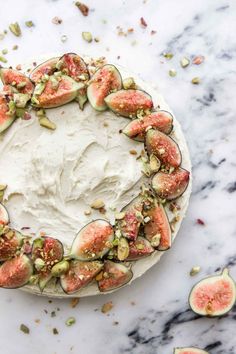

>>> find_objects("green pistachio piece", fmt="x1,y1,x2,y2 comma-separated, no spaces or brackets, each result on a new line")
190,266,201,276
13,93,30,108
50,76,59,90
20,324,30,334
169,69,177,77
163,52,173,59
9,22,21,37
0,56,7,63
39,117,56,130
7,100,16,115
33,238,44,249
16,107,26,118
51,260,70,277
117,237,129,261
65,317,76,326
191,77,200,84
180,57,190,68
25,21,34,28
36,109,46,117
34,82,46,96
31,96,39,105
123,77,136,90
82,31,93,43
16,81,27,89
2,49,8,55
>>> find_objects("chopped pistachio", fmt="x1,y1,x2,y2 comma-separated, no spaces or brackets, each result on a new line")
65,317,76,326
39,117,56,130
115,212,126,220
150,233,161,247
16,81,26,89
82,31,92,43
25,21,34,28
0,184,7,191
84,209,91,216
50,76,59,90
163,52,173,59
0,56,7,63
31,96,39,105
53,328,59,335
52,16,62,25
101,301,113,314
129,149,137,155
117,237,129,261
34,258,45,271
180,57,190,68
169,69,177,77
34,82,46,95
191,77,200,85
51,260,69,277
61,35,68,43
7,100,16,115
13,93,30,108
20,324,30,334
90,199,105,209
9,22,21,37
28,275,39,285
123,77,136,90
149,154,160,172
2,49,8,55
190,266,201,276
12,44,18,50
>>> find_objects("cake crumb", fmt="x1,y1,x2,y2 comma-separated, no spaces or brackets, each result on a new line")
129,149,137,155
101,301,113,314
84,209,91,216
70,298,80,308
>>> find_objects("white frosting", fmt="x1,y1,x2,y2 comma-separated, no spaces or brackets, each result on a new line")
0,61,191,297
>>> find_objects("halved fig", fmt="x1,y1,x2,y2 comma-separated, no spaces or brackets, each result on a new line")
0,95,16,133
174,348,209,354
127,237,154,261
98,260,133,292
87,64,122,111
70,220,114,261
145,129,181,168
32,75,82,108
152,168,190,200
116,197,143,241
0,68,34,96
0,203,9,225
0,229,23,261
144,200,171,250
60,260,103,294
123,110,173,141
30,57,59,83
105,89,153,118
0,254,33,288
59,53,89,82
189,268,236,317
32,237,64,291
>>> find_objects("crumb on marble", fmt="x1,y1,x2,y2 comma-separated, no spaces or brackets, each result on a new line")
101,301,113,314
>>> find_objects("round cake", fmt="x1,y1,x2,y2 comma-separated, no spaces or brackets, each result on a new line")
0,53,191,297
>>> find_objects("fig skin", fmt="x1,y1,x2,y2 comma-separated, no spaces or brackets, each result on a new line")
116,196,143,241
0,255,33,289
59,53,89,83
145,129,181,168
105,89,153,118
87,64,122,111
189,268,236,317
127,237,154,261
174,348,209,354
60,260,103,294
0,68,34,96
98,260,133,292
0,229,23,261
30,57,59,83
122,110,173,141
0,95,16,133
0,203,9,225
70,219,114,261
144,201,172,251
152,168,190,200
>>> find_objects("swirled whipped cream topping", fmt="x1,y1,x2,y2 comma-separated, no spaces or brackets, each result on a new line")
0,102,143,248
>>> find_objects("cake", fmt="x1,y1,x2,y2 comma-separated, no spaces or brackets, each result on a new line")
0,53,191,297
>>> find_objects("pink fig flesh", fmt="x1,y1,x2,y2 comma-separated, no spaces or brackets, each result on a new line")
0,230,22,261
117,197,143,241
30,57,59,83
59,53,89,82
127,237,154,261
0,255,33,288
98,260,133,292
0,68,34,96
0,95,16,133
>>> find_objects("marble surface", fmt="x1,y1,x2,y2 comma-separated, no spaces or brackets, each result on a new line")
0,0,236,353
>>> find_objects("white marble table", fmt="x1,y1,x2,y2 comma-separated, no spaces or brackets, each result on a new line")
0,0,236,353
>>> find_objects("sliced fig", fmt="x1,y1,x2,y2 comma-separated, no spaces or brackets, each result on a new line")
144,200,171,250
116,197,143,241
30,57,59,83
0,254,33,288
70,220,114,261
0,94,16,133
105,89,153,118
32,75,82,108
0,68,34,96
98,260,133,292
87,64,122,111
76,86,88,110
145,129,181,168
32,237,64,291
123,110,173,141
152,168,190,200
174,348,209,354
0,229,23,261
59,53,89,82
0,203,9,225
60,260,103,294
189,268,236,317
127,237,154,261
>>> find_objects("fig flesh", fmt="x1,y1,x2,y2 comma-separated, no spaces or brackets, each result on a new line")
174,348,209,354
144,200,171,250
87,64,122,111
127,237,154,261
122,110,173,141
30,57,59,83
0,68,34,96
0,95,16,133
189,268,236,316
145,129,181,168
70,220,114,261
116,197,143,241
98,260,133,292
0,203,9,225
60,260,103,294
152,168,190,200
0,254,33,288
105,89,153,118
0,229,23,261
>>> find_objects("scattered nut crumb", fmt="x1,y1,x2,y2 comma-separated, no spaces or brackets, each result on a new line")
70,298,80,308
129,149,137,155
52,17,63,25
20,324,30,334
82,31,93,43
75,2,89,16
190,266,201,276
196,218,205,225
101,301,113,314
151,30,157,35
16,64,22,70
34,319,40,324
103,121,109,127
192,55,205,65
90,199,105,209
53,328,59,335
140,17,147,28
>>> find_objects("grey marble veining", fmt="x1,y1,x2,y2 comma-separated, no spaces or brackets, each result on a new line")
0,0,236,353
